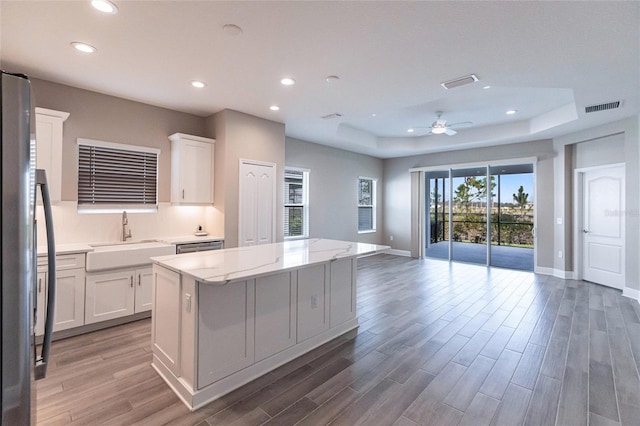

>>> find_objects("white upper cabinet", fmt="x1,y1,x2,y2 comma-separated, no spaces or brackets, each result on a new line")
35,107,69,204
169,133,215,205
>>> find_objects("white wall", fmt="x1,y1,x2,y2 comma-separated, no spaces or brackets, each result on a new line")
383,139,555,267
36,202,209,245
285,137,384,245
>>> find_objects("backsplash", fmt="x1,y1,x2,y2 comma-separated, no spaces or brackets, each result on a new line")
36,202,219,245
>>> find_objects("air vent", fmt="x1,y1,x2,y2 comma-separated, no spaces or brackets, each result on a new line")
321,113,343,120
440,74,479,90
585,101,621,113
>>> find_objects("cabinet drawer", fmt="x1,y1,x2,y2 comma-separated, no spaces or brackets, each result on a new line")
55,253,86,270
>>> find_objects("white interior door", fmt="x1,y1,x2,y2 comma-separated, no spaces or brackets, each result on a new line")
582,166,625,289
239,160,276,247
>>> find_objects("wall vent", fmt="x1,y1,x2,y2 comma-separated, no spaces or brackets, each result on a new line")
585,101,621,113
440,74,479,90
321,113,343,120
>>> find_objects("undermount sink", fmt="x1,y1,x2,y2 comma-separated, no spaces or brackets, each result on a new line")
86,241,175,272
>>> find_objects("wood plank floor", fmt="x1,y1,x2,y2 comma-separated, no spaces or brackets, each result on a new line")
36,254,640,425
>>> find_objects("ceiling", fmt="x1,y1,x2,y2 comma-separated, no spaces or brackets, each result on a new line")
2,1,638,159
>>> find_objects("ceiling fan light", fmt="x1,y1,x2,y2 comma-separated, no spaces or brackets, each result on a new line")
431,127,446,134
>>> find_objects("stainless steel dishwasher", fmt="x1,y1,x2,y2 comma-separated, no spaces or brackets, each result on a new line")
175,240,223,254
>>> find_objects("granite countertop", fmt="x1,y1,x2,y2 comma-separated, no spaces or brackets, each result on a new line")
37,243,94,257
158,235,224,245
151,238,389,285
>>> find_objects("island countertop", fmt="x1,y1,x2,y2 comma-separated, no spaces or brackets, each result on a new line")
151,238,389,284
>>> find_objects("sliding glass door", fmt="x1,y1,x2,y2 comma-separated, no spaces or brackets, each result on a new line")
425,171,450,260
424,163,534,271
451,167,489,265
489,164,534,270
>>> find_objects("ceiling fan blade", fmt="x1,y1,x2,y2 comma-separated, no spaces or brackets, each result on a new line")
444,128,457,136
448,121,473,129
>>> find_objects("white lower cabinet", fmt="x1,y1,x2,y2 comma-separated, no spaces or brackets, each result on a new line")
255,272,297,362
36,254,86,335
85,266,153,325
134,267,153,313
55,268,86,331
198,279,255,387
296,264,330,342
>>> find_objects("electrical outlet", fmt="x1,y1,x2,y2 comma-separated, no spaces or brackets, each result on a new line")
310,295,318,309
390,235,394,241
184,293,192,312
558,250,563,259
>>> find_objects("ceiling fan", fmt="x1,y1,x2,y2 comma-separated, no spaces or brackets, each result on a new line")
412,111,472,136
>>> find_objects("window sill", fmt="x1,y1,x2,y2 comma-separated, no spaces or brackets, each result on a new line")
358,230,376,234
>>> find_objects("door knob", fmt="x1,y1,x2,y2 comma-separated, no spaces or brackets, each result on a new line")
583,229,589,234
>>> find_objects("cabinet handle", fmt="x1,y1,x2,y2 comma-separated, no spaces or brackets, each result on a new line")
138,274,141,286
182,189,185,199
38,278,42,293
130,276,133,288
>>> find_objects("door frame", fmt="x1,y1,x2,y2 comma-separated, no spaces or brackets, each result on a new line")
238,158,277,247
573,162,625,284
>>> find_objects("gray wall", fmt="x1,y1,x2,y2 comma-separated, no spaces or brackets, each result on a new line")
285,137,384,245
30,78,206,202
205,110,286,248
554,116,639,293
383,139,555,268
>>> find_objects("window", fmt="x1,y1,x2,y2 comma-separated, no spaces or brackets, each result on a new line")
284,167,309,239
358,177,377,232
77,138,159,212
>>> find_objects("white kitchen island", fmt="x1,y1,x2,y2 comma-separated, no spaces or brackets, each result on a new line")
150,238,389,410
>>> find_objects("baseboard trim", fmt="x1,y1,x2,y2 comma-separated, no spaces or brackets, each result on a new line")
534,267,577,280
623,287,640,303
387,249,411,257
534,266,554,276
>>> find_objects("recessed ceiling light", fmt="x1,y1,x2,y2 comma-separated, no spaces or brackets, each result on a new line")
407,128,415,133
483,85,491,89
71,42,96,53
222,24,243,37
325,75,340,83
91,0,118,14
280,77,295,86
270,105,280,111
506,109,517,115
191,80,206,88
371,113,376,117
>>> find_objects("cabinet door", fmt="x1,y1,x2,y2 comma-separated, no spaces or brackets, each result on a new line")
255,272,297,361
198,279,255,388
179,140,212,204
54,269,86,331
35,110,67,204
35,272,47,337
85,270,134,324
330,258,357,327
239,160,276,247
134,267,153,313
297,264,330,342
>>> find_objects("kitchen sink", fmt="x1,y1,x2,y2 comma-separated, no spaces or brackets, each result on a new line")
86,241,175,272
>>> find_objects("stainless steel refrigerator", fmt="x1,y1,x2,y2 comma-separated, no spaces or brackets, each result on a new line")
1,71,57,424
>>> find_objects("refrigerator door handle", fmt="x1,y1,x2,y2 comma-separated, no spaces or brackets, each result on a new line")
35,169,56,380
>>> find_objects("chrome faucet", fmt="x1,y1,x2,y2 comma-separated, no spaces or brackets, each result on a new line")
122,210,132,241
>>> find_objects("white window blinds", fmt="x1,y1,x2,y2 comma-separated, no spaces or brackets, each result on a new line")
284,168,309,239
358,177,376,232
77,140,159,209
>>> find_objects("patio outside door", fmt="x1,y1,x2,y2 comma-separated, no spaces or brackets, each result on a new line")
451,167,488,266
424,163,535,271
